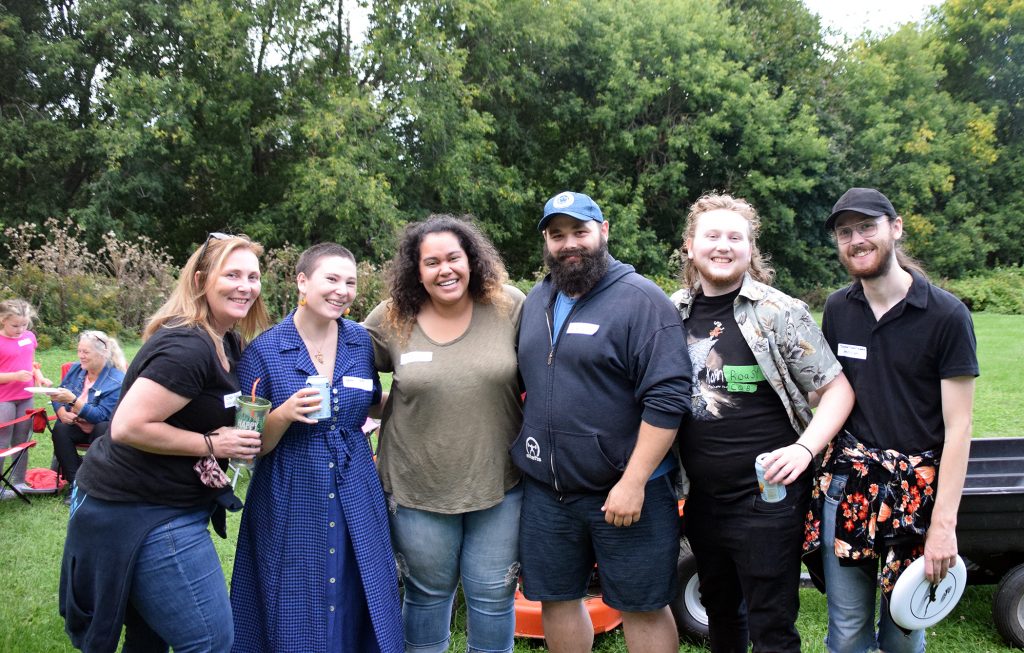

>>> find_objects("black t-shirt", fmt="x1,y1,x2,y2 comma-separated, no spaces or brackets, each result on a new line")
76,325,242,507
822,271,979,453
681,289,796,501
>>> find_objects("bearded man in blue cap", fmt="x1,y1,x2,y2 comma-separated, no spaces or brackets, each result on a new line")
512,191,692,653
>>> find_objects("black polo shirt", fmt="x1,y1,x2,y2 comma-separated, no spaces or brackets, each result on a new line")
821,271,978,454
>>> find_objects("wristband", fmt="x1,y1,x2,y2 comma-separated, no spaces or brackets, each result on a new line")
203,430,218,457
795,442,814,460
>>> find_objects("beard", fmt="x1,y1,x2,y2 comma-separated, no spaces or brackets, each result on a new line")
691,257,745,292
544,239,610,297
840,236,896,280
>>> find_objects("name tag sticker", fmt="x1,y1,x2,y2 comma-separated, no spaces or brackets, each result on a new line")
342,376,373,392
566,322,600,336
224,391,241,409
837,343,868,360
400,351,433,365
18,338,32,347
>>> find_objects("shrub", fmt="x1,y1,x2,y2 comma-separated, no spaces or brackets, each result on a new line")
1,218,175,345
99,231,176,333
258,245,387,324
260,243,302,322
942,266,1024,314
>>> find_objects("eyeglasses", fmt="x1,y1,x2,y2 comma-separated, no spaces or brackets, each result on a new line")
196,232,232,265
834,217,886,244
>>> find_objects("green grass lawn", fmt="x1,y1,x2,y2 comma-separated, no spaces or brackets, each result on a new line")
1,313,1021,652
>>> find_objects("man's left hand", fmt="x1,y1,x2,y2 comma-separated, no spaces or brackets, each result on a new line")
923,522,959,583
602,480,644,527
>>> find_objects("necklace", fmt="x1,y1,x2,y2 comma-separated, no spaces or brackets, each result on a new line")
297,321,332,364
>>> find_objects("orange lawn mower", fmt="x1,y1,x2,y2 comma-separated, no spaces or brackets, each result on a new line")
514,499,711,642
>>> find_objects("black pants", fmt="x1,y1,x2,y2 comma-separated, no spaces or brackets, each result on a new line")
685,476,811,653
52,420,108,486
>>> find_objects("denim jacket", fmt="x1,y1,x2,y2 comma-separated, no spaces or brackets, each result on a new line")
51,362,125,425
672,272,843,434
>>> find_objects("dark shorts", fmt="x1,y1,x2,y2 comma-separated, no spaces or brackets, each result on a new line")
519,474,680,612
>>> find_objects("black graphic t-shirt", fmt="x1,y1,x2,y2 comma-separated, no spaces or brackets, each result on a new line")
681,288,796,501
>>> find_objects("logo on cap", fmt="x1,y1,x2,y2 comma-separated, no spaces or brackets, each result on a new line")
553,192,574,209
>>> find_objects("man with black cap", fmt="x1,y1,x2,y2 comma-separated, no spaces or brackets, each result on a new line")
512,191,691,653
808,187,979,652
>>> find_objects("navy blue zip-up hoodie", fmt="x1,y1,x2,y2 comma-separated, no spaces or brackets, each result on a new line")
512,257,692,493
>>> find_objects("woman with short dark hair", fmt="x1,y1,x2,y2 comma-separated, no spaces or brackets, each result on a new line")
231,242,403,652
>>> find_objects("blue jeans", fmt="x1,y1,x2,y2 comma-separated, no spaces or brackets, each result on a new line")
822,474,926,653
389,485,522,653
127,507,233,653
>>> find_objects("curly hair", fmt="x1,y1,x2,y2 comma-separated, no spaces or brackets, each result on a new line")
383,215,510,338
679,193,775,289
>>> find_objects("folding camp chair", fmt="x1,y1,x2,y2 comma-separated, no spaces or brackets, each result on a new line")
0,439,37,504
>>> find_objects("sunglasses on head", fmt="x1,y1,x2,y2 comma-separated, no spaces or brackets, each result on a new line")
196,232,233,266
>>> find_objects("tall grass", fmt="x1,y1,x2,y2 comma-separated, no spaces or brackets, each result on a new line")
1,313,1021,652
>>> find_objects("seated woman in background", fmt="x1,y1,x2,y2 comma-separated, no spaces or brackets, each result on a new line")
49,330,127,496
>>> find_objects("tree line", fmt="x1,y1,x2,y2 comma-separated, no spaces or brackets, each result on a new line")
1,0,1020,296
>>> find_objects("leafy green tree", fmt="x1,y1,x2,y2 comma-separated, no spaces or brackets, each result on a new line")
934,0,1024,268
819,24,1000,278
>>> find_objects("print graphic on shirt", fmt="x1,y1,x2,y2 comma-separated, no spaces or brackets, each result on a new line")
687,320,766,421
525,437,542,462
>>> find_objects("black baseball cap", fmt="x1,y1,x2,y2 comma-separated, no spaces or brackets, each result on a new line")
825,188,897,232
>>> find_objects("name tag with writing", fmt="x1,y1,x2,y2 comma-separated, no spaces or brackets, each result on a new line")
18,338,32,347
400,351,433,365
342,376,373,392
566,322,600,336
837,343,867,360
224,391,241,409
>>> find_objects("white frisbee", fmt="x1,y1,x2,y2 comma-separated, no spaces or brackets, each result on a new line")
24,386,60,395
889,554,967,630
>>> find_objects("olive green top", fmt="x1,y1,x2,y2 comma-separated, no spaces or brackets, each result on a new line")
363,285,525,513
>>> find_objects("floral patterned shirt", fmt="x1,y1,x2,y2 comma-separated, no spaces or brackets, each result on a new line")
803,431,939,599
672,273,843,436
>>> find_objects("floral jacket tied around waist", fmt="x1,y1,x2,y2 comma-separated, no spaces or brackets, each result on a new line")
803,430,940,600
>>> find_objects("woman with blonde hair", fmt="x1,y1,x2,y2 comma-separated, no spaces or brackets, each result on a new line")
49,330,128,500
60,233,270,652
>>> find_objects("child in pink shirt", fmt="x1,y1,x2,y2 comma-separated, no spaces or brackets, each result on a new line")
0,299,51,496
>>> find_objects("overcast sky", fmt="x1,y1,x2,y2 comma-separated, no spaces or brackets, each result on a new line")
802,0,939,38
343,1,942,51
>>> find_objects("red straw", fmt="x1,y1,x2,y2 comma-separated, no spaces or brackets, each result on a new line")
251,378,260,402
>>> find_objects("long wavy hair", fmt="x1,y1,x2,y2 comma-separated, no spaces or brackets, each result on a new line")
679,193,776,290
383,215,510,339
144,234,270,367
80,330,128,371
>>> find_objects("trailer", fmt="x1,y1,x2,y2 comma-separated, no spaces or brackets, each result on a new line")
671,437,1024,647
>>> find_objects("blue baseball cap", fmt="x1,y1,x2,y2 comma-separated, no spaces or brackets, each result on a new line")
539,191,605,231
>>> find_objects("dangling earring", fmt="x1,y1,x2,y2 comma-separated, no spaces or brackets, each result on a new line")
298,294,307,307
344,307,351,316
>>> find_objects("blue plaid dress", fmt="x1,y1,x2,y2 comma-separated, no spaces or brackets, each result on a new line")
230,313,403,652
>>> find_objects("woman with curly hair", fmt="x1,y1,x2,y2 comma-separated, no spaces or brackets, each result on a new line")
364,215,525,653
